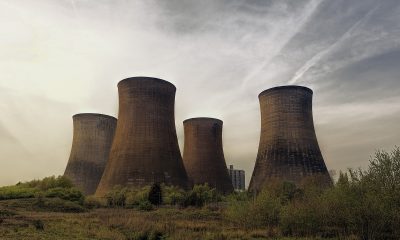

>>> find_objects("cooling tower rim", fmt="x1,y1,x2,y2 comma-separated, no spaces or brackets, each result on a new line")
258,85,313,97
73,113,117,121
183,117,223,124
118,76,176,90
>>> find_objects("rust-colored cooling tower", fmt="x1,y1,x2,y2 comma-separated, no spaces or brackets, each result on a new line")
249,86,331,192
64,113,117,195
95,77,189,196
183,118,233,194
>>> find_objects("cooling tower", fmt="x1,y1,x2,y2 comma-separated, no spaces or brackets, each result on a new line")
64,113,117,195
95,77,189,196
183,118,234,194
249,86,331,193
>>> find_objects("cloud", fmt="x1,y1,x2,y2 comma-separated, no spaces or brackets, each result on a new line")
0,0,399,186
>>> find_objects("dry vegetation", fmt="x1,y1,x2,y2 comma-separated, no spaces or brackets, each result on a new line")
0,147,399,240
0,200,321,240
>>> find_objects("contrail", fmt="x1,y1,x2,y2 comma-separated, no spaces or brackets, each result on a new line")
288,5,380,85
240,0,324,88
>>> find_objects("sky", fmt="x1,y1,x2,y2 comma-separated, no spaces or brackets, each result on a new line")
0,0,399,186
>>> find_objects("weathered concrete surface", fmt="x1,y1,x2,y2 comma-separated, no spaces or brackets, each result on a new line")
249,86,331,192
183,118,233,194
95,77,189,196
64,113,117,195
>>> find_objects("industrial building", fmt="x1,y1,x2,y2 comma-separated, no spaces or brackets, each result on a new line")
64,113,117,195
95,77,189,196
228,165,245,191
182,118,233,194
249,86,331,193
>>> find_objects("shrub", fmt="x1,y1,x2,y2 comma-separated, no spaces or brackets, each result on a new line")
84,196,104,209
0,186,38,200
138,200,154,211
125,186,150,208
0,175,80,202
183,184,221,207
224,189,281,228
162,185,186,206
44,187,84,203
105,186,127,207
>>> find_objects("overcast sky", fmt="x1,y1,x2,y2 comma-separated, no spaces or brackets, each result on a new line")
0,0,399,186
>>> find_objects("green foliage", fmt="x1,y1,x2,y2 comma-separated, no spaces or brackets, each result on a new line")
224,147,400,239
126,186,151,208
105,185,128,207
0,186,38,200
44,187,84,203
162,185,186,206
138,200,154,211
183,184,221,207
0,176,81,203
148,183,162,206
224,189,281,228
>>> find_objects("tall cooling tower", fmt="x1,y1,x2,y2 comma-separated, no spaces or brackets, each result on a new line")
96,77,189,196
183,118,233,194
249,86,331,192
64,113,117,195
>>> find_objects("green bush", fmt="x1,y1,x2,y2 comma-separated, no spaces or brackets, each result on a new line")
44,187,84,203
105,186,127,207
0,176,80,202
138,200,154,211
183,184,221,207
125,186,151,208
0,186,38,200
162,185,186,206
224,189,281,228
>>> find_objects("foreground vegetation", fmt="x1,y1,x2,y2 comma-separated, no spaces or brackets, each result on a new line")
0,147,399,239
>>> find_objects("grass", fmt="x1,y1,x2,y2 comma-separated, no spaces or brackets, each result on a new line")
0,199,333,240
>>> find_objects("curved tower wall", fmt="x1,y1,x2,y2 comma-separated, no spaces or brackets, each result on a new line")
249,86,331,192
183,118,233,194
64,113,117,195
96,77,189,196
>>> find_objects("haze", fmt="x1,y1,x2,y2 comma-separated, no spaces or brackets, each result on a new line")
0,0,399,186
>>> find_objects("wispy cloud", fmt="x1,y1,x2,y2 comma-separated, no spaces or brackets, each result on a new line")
0,0,399,186
288,5,379,84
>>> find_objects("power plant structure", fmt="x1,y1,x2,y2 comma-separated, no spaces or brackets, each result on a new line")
95,77,189,196
249,86,331,193
182,118,234,194
228,165,245,191
64,113,117,195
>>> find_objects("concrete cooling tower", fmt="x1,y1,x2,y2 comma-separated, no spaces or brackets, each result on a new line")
64,113,117,195
183,118,233,194
249,86,331,193
95,77,189,196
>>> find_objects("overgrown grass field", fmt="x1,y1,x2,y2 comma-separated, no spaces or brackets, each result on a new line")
0,147,399,240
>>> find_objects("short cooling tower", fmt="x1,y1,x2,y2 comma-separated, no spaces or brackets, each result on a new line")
95,77,189,196
183,118,233,194
249,86,331,192
64,113,117,195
